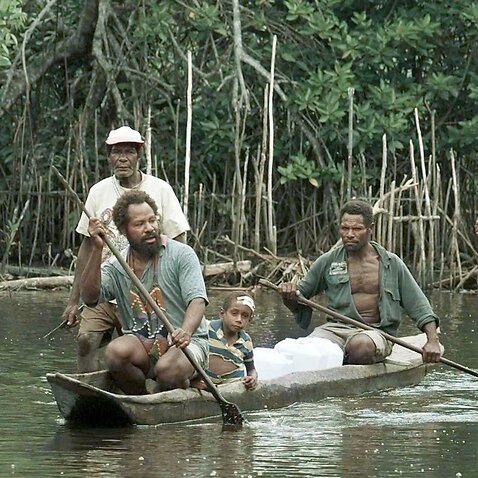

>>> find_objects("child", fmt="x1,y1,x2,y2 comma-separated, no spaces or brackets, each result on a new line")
194,292,258,390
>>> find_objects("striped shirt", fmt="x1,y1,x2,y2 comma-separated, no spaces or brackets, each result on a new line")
207,319,254,382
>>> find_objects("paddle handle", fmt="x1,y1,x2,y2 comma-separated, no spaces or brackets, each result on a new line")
42,319,68,340
52,166,228,403
259,278,478,379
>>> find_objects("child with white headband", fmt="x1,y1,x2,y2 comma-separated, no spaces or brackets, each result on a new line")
193,292,258,390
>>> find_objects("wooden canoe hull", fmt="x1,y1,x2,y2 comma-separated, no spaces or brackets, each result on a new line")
46,334,435,426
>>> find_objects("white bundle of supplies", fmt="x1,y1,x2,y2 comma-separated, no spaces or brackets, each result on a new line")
254,336,343,380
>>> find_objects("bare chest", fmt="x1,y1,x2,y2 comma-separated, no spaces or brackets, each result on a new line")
347,256,380,294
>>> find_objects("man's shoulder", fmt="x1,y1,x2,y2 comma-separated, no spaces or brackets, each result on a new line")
101,247,129,274
162,239,202,272
164,236,193,254
371,242,405,265
140,174,174,190
311,244,344,266
88,176,114,193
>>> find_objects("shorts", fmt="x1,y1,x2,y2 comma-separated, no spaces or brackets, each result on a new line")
309,322,393,363
77,302,122,343
137,334,209,377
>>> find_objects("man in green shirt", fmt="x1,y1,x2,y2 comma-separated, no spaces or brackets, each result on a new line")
279,199,442,365
80,190,208,394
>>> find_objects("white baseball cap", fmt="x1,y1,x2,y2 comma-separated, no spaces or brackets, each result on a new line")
105,126,144,145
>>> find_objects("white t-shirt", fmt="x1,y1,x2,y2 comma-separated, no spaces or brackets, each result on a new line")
76,173,190,259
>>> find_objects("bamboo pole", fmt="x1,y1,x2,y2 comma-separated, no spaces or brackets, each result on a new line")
28,176,42,267
387,180,395,251
94,110,100,183
346,87,354,200
266,35,277,255
183,50,192,218
414,108,434,284
441,179,452,288
395,176,407,253
145,105,152,175
239,148,250,247
449,150,463,287
377,134,387,244
431,162,441,287
359,153,367,197
409,139,426,285
174,99,180,186
231,79,240,254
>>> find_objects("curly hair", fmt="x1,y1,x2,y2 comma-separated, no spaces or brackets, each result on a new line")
340,199,374,226
112,190,159,232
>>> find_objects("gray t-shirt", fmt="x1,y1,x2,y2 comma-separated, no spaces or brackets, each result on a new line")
98,237,208,353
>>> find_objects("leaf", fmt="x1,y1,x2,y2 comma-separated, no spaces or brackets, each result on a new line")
309,178,319,187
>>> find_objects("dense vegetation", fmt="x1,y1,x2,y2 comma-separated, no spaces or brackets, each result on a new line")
1,1,477,285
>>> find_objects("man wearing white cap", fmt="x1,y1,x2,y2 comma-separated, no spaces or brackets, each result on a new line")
61,126,190,372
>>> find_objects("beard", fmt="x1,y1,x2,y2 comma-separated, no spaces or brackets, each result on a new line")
127,232,161,257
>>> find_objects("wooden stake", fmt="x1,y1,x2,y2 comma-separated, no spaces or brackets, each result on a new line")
183,51,192,218
347,87,354,200
267,35,277,255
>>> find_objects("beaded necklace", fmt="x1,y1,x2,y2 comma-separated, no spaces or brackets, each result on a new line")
127,249,163,338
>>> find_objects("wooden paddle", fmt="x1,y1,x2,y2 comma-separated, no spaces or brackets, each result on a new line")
259,278,478,379
42,304,85,340
53,166,244,427
42,319,68,340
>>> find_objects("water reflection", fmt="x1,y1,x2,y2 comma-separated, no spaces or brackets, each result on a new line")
0,289,477,477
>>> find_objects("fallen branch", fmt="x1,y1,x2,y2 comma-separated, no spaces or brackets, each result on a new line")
202,260,251,277
428,266,478,289
0,276,74,291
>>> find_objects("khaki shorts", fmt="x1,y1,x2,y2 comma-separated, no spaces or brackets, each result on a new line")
77,302,122,338
181,341,209,378
309,322,393,363
142,338,208,379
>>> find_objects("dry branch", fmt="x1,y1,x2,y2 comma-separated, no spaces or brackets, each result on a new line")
0,276,74,291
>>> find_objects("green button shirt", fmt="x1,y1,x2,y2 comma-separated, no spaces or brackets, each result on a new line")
296,241,439,336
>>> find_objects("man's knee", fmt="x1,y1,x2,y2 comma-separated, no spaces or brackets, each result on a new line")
154,358,191,389
77,332,103,357
345,334,376,364
103,340,126,366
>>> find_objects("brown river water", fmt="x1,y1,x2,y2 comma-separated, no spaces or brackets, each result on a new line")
0,289,477,477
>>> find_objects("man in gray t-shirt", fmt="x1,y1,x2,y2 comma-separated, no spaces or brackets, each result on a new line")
80,190,208,394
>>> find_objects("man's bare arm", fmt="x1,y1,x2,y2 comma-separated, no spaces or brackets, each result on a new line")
80,219,107,306
421,321,441,363
170,297,206,349
61,237,93,326
278,282,300,312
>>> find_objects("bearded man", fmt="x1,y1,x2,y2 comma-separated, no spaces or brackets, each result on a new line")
80,190,208,394
62,126,189,372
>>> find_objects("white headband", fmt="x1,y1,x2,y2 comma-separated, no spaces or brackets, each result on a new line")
236,295,255,313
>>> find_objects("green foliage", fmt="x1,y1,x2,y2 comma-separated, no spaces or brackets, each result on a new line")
2,0,478,257
278,153,342,188
0,0,26,67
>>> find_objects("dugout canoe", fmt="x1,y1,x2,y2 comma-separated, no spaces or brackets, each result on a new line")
46,333,438,426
